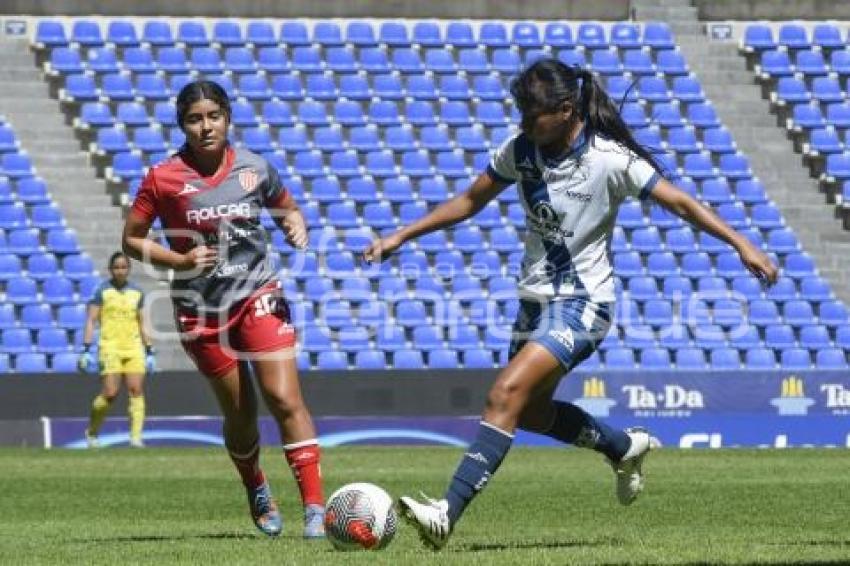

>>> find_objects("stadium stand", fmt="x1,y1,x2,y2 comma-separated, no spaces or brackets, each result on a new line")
11,17,847,373
0,116,100,372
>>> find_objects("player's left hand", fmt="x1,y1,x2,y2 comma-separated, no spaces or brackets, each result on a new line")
145,346,156,375
737,240,779,286
281,210,308,250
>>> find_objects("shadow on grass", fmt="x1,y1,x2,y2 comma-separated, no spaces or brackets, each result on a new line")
67,532,261,544
457,538,621,552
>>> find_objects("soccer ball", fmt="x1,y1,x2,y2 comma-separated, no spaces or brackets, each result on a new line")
324,482,397,551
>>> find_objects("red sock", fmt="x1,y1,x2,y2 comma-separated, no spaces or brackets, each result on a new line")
229,442,265,489
284,440,324,506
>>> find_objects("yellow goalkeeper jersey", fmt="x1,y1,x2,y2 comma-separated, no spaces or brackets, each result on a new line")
91,280,145,354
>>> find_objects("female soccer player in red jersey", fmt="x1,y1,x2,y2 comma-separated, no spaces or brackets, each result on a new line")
366,59,778,549
122,80,324,538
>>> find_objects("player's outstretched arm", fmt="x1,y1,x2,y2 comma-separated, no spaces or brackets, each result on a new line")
363,171,508,262
651,178,779,285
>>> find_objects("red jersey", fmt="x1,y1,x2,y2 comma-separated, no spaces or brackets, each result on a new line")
130,146,288,315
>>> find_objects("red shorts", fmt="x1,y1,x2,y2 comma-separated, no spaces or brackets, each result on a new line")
175,282,297,378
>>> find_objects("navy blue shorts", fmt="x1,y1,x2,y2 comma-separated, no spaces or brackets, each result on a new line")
508,297,613,371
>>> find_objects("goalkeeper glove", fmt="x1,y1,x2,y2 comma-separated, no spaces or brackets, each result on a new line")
78,345,92,373
145,345,156,375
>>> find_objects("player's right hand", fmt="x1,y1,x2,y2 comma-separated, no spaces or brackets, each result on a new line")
363,233,404,263
77,352,91,373
175,245,218,271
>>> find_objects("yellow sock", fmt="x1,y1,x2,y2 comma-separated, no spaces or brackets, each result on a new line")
128,396,146,444
87,395,111,436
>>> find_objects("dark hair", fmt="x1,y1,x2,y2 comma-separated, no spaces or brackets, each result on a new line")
108,251,129,269
510,58,663,175
175,80,231,129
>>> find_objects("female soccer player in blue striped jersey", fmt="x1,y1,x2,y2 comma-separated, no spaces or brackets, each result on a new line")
364,59,778,549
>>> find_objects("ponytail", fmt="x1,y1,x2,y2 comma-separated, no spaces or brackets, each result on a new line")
578,69,665,176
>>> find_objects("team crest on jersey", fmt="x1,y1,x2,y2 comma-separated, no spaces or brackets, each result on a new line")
238,169,259,193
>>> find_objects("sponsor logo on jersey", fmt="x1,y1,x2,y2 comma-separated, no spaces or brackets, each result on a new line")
178,183,200,195
238,169,259,193
186,202,251,224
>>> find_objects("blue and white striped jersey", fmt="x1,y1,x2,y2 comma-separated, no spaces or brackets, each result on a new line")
488,129,660,303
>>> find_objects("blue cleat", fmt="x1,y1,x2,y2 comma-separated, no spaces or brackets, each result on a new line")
247,481,282,537
303,504,326,539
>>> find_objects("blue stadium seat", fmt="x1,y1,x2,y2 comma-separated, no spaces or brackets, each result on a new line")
34,20,68,48
759,49,794,77
750,204,784,230
173,21,206,47
641,347,671,369
339,76,371,101
328,151,361,177
558,49,586,68
784,253,815,279
27,253,60,280
48,47,85,75
816,348,848,369
464,348,495,369
777,23,809,50
456,49,490,74
491,48,522,74
316,350,348,370
742,24,775,51
325,47,357,73
344,21,376,47
703,128,736,154
656,50,688,75
50,351,78,372
479,22,509,47
676,347,708,370
359,48,391,74
355,350,386,369
101,73,135,101
671,76,705,103
57,304,86,330
42,276,75,305
245,21,277,47
71,20,104,46
62,74,99,102
16,353,48,372
605,347,636,369
799,325,831,350
812,23,843,49
578,22,607,49
791,103,826,130
611,22,641,49
643,300,673,328
375,325,406,351
795,50,828,76
20,303,53,329
212,21,243,47
799,276,831,302
810,77,843,104
543,22,573,48
394,349,425,369
338,326,370,353
1,329,33,353
782,300,814,327
623,49,656,75
745,348,776,369
644,22,675,49
638,76,670,102
37,328,70,353
819,300,849,327
591,50,623,75
781,348,811,370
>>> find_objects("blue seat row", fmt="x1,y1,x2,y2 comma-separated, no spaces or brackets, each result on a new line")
35,19,675,51
742,23,848,52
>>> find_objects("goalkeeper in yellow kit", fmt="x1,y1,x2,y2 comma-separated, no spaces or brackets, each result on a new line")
78,252,155,448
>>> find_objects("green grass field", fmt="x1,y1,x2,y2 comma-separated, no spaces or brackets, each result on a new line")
1,447,848,565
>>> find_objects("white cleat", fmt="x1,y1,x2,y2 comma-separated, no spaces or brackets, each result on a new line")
398,494,452,550
85,430,100,449
611,427,654,506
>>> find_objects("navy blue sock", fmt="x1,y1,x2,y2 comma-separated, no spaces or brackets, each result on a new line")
444,421,513,525
545,401,631,462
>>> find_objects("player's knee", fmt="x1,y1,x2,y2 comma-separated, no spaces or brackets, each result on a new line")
486,377,524,416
